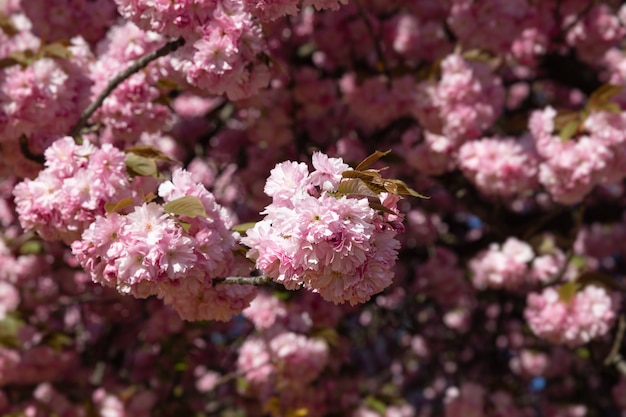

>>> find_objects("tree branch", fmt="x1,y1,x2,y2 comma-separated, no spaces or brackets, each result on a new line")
69,37,186,138
213,275,272,286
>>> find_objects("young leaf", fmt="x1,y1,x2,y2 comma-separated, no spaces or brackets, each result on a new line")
232,222,257,233
559,120,579,142
368,200,398,215
342,169,382,182
0,13,18,37
43,42,73,60
575,271,626,292
557,281,578,304
104,197,134,214
163,195,208,218
382,179,430,198
337,178,384,197
124,145,175,162
354,149,391,171
125,153,158,177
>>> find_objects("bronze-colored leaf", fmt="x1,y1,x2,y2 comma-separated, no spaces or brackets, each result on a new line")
124,145,175,162
575,271,626,292
0,13,18,37
587,84,623,111
104,197,134,214
342,169,381,181
43,42,73,60
368,200,398,215
163,195,208,218
354,150,391,172
337,178,381,198
383,179,430,198
0,56,19,70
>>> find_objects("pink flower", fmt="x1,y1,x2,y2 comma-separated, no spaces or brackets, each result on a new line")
470,237,535,291
525,284,620,347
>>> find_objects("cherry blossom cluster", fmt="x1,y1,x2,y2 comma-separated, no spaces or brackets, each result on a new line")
525,284,621,347
237,290,343,416
469,237,569,292
529,107,626,204
113,0,270,99
3,0,626,415
72,168,256,321
13,137,135,244
241,152,403,305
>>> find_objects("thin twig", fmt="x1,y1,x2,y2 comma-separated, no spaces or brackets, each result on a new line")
605,314,626,371
353,0,391,83
213,275,272,286
69,37,185,138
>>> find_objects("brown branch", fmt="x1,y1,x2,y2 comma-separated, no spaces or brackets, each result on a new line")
353,0,390,82
213,275,272,286
605,314,626,375
69,37,185,138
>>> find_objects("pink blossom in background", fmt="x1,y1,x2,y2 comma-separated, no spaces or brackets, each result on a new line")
525,284,620,347
470,237,535,291
13,137,134,244
458,135,539,197
413,53,505,143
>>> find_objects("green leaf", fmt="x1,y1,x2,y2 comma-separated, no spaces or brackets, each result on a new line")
163,196,208,218
559,120,579,142
587,84,623,112
0,315,24,348
355,150,391,172
104,197,134,214
125,153,158,177
364,396,386,415
557,282,578,304
19,239,43,255
231,222,257,233
43,42,73,60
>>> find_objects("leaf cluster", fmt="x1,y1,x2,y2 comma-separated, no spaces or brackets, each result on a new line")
554,84,622,141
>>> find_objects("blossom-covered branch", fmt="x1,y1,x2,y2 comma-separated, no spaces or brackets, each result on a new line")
69,37,185,137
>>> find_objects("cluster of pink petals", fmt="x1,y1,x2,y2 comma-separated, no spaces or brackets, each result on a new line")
529,107,626,204
458,135,539,197
383,12,451,63
241,152,402,305
0,51,92,176
90,22,173,142
341,75,416,133
115,0,271,100
525,284,620,347
13,137,134,244
237,332,328,395
72,168,256,321
565,3,626,64
413,53,505,143
415,246,473,308
470,237,545,291
448,0,533,54
469,237,569,291
21,0,117,45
